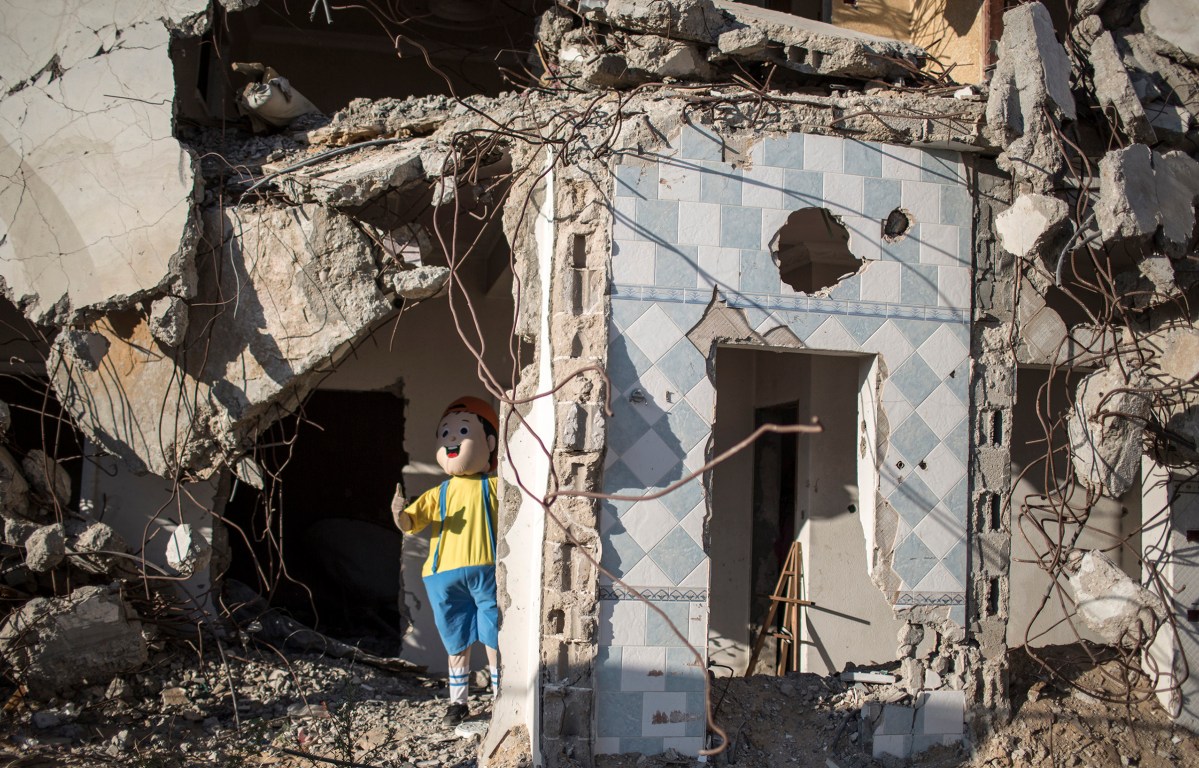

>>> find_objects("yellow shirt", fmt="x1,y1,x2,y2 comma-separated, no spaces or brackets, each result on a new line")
405,474,498,578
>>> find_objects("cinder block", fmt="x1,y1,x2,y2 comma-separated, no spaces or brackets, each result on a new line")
872,733,912,759
876,704,915,735
914,690,965,736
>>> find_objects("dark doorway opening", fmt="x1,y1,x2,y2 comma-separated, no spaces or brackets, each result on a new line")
223,388,407,654
750,402,799,626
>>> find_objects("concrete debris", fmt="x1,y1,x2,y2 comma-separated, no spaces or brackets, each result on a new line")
0,4,201,326
1067,365,1151,497
0,399,10,438
24,523,66,572
4,517,38,549
571,0,927,83
393,266,451,301
1068,549,1168,648
1096,145,1199,257
67,521,136,578
271,145,426,210
232,62,322,132
986,2,1076,191
0,447,31,518
995,194,1071,261
148,296,189,348
1152,327,1199,383
21,450,71,508
51,203,392,478
1089,30,1156,143
165,524,211,576
0,585,148,698
1141,0,1199,60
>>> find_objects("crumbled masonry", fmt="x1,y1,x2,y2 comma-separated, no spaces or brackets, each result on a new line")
0,0,1197,765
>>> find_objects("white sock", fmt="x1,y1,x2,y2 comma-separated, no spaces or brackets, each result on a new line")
489,665,500,696
448,664,469,705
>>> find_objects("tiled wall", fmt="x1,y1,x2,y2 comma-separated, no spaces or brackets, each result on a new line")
597,124,973,756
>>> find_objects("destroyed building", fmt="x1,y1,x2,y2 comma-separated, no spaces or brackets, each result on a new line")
0,0,1197,765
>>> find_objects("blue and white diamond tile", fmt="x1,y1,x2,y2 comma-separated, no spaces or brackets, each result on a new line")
622,498,677,554
914,562,963,593
863,319,915,366
913,503,965,559
806,316,859,352
659,478,704,521
605,458,647,496
626,366,671,426
890,354,942,408
916,383,968,439
918,324,969,379
890,412,939,466
625,304,682,363
920,441,966,500
892,532,939,589
649,526,707,586
655,399,709,455
601,520,646,579
888,473,939,530
623,430,681,488
658,339,708,394
623,553,674,587
685,377,715,422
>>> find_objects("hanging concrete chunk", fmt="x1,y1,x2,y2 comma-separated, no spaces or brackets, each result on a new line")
994,194,1071,261
1089,30,1156,144
51,203,393,478
985,2,1077,190
24,524,66,572
1069,549,1168,648
1067,365,1151,497
1096,145,1199,257
0,586,148,698
393,265,451,301
149,296,189,348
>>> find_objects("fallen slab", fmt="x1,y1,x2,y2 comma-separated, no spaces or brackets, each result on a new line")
0,585,148,698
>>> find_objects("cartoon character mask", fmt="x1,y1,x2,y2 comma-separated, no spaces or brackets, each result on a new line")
435,397,498,476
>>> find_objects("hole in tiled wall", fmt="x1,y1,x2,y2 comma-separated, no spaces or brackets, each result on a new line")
771,207,861,295
882,208,913,242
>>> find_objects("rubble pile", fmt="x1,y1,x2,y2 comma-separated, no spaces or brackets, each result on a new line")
0,644,490,768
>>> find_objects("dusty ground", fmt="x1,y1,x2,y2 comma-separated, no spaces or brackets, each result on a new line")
0,643,1195,767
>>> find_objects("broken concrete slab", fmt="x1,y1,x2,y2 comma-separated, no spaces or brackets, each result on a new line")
986,2,1076,190
1067,365,1151,497
1151,327,1199,383
0,4,204,325
1069,549,1168,648
51,203,393,478
0,585,148,698
579,0,926,81
272,145,426,210
1141,0,1199,62
1096,144,1199,257
1089,30,1156,144
995,194,1071,261
67,521,136,578
24,523,66,572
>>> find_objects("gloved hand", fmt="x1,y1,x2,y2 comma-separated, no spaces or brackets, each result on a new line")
391,482,410,532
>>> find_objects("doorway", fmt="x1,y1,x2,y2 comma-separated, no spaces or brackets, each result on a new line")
709,346,903,675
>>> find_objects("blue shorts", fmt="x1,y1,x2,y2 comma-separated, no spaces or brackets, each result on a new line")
423,565,499,655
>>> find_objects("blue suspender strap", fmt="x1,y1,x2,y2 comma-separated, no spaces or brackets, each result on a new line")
481,475,496,559
432,480,449,574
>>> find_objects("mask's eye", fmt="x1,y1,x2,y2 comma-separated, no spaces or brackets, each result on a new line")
441,429,449,438
459,427,469,436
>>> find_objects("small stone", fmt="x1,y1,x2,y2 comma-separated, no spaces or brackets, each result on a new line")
31,710,61,729
161,687,190,708
393,266,450,300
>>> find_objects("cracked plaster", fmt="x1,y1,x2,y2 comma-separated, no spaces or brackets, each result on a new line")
0,1,207,324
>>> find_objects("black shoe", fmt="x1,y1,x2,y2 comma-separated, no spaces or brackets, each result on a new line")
444,703,469,726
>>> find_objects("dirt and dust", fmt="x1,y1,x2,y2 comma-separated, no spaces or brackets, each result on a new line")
0,641,1194,767
599,645,1199,768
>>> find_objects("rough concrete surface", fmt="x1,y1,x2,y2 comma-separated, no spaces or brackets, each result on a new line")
1067,365,1151,497
0,1,204,324
994,194,1071,260
0,586,148,698
51,203,392,478
1069,549,1168,648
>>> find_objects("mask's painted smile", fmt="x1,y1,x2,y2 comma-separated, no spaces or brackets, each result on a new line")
446,445,460,458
